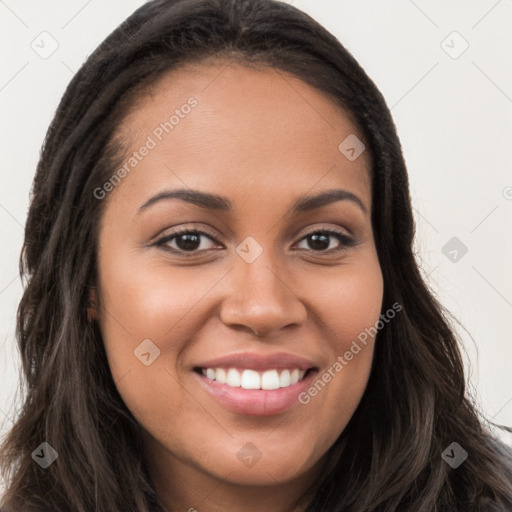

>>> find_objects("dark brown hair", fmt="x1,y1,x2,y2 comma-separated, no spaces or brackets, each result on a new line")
1,0,511,510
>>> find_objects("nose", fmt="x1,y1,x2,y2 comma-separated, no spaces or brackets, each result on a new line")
219,249,307,338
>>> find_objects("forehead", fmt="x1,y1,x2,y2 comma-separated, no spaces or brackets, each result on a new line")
108,59,371,212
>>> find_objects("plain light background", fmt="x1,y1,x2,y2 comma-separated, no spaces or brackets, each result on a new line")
1,0,511,467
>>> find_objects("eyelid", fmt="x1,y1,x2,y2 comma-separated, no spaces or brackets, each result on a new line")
299,224,352,239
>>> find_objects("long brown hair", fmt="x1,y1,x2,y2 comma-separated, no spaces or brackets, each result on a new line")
1,0,511,510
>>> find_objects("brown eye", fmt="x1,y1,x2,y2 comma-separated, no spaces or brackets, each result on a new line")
294,230,356,253
156,229,221,254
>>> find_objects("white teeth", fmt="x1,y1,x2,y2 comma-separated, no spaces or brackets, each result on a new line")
241,369,260,389
216,368,226,384
279,369,291,387
226,368,241,387
261,369,280,390
201,367,309,389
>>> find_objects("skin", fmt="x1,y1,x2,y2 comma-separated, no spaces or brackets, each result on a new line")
90,59,384,512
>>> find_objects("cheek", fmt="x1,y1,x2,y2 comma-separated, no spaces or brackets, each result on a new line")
300,254,383,425
96,254,214,402
97,261,213,436
313,253,384,346
98,256,215,352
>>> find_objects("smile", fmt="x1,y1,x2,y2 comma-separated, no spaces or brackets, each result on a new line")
192,352,319,415
200,367,310,390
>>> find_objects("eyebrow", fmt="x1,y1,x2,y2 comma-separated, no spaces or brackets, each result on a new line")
138,187,367,215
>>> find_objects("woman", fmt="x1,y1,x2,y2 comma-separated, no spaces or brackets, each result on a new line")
1,0,511,510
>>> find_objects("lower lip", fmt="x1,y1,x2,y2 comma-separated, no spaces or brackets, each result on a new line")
194,370,318,416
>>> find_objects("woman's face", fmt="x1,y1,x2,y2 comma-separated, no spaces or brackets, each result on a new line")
93,60,383,492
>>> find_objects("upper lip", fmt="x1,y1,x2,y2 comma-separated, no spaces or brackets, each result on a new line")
194,352,319,371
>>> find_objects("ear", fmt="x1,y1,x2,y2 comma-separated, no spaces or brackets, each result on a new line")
87,288,99,322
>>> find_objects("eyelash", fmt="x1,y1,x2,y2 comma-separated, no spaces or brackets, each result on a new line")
154,226,357,257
